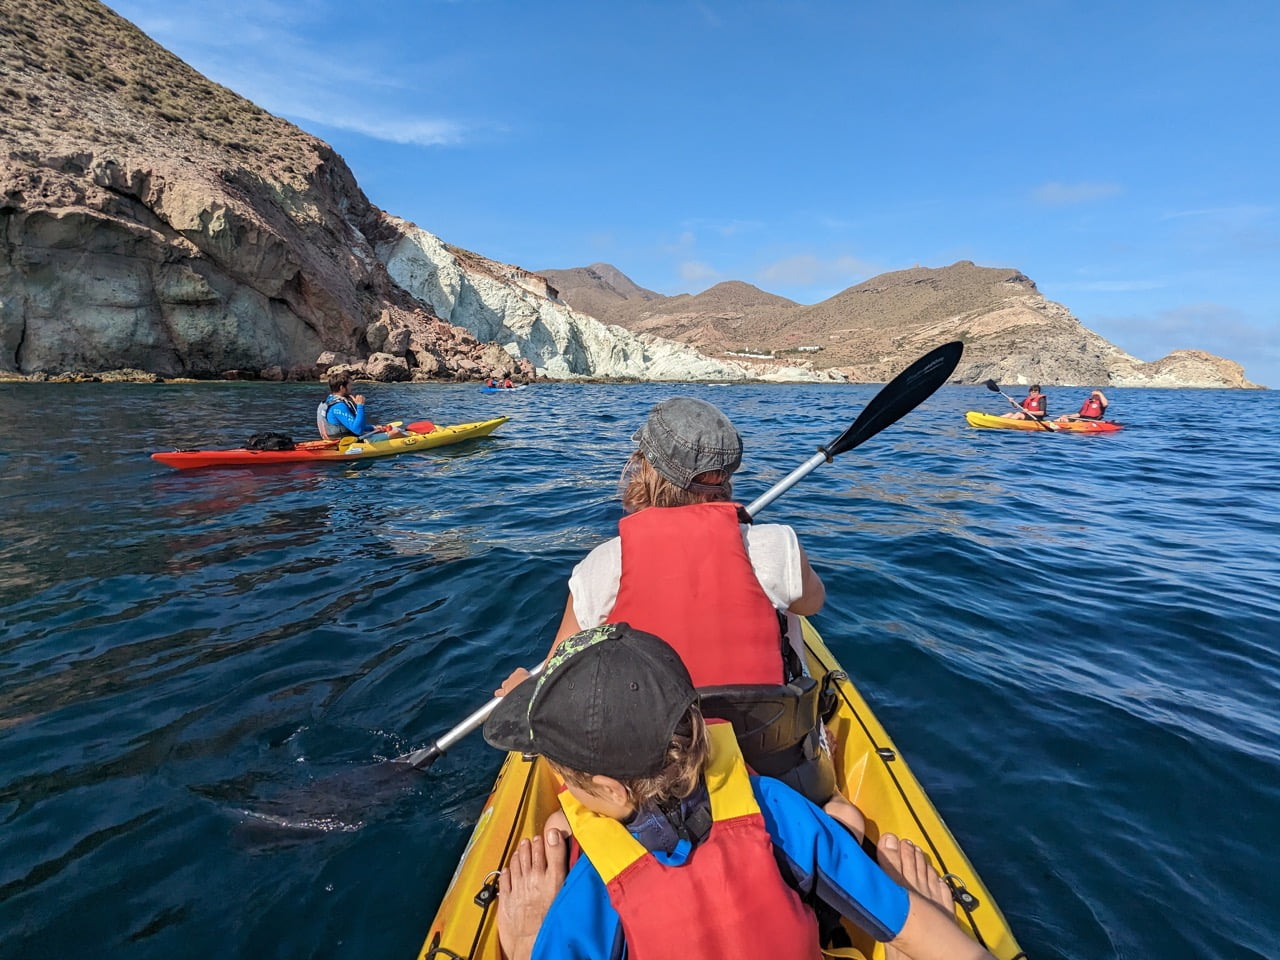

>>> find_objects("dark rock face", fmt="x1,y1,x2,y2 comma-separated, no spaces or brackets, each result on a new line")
0,0,520,383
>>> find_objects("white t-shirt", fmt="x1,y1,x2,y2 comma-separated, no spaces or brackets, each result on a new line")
567,522,809,663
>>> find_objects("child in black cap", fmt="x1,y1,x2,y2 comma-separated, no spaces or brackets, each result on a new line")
484,623,996,960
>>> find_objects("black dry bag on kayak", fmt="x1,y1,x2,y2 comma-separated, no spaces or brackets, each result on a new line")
245,432,296,451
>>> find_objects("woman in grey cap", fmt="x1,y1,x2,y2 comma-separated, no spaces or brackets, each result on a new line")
499,397,864,834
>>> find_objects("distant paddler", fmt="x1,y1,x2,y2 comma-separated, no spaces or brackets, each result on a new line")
316,371,407,442
999,383,1048,421
1056,389,1109,424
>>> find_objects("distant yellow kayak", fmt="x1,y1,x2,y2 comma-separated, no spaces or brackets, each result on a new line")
966,411,1123,433
416,619,1024,960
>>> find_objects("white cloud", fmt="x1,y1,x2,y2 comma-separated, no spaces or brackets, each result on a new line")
1056,279,1168,293
103,0,475,147
1161,204,1273,222
680,218,764,238
679,260,720,283
1032,181,1123,206
1091,303,1278,385
755,254,876,288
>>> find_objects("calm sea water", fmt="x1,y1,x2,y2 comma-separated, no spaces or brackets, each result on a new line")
1,380,1277,960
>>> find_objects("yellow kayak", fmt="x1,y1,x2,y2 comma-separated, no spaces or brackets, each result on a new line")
152,418,508,469
965,411,1123,433
416,619,1024,960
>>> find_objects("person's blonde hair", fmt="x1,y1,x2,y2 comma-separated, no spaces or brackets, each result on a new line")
620,454,732,513
553,704,710,807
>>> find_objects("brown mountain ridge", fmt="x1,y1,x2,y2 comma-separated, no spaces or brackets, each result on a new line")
542,261,1262,388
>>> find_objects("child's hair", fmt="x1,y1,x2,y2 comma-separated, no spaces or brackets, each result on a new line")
553,704,710,807
328,370,351,391
620,454,732,513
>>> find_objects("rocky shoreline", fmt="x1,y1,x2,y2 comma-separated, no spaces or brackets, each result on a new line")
1,1,1263,391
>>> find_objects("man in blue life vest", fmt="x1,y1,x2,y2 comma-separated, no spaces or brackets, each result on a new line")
1056,389,1109,423
1000,384,1048,420
484,623,997,960
316,371,405,441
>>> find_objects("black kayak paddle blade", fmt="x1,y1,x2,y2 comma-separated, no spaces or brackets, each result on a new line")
826,341,963,458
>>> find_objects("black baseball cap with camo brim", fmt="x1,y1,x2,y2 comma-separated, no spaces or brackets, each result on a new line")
483,623,697,779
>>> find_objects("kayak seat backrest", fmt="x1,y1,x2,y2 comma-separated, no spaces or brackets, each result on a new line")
699,676,836,804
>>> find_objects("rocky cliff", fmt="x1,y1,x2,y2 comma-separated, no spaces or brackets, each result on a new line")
2,0,767,385
1,1,1259,389
1,0,481,381
545,261,1262,388
373,221,830,381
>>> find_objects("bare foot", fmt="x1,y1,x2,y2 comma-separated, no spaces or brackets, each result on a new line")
496,825,568,960
544,808,571,839
877,833,956,960
877,833,955,913
823,792,866,842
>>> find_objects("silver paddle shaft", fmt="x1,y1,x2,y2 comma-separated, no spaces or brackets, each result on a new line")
398,662,545,767
742,449,830,519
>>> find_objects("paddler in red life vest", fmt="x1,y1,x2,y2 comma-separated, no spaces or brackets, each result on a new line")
497,397,865,836
484,623,998,960
503,376,514,388
1000,383,1048,420
1056,389,1109,423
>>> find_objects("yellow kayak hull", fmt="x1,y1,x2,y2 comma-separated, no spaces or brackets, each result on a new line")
417,619,1024,960
152,418,508,469
965,410,1123,433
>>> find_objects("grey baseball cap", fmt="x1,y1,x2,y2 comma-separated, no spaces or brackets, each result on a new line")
633,397,742,490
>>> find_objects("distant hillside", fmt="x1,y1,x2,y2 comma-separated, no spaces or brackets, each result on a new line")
3,0,795,385
0,0,1258,388
542,268,800,356
543,260,1262,388
539,263,662,322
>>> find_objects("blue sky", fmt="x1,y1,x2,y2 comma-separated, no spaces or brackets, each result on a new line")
104,0,1279,386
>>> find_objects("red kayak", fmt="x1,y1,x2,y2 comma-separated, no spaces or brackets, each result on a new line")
152,417,507,469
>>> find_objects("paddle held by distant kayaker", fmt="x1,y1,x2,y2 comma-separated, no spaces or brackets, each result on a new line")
497,396,864,835
485,624,996,960
1000,383,1048,420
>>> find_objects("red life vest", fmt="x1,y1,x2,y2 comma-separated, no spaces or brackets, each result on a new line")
607,502,784,687
560,724,821,960
1078,396,1104,418
1023,393,1046,414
